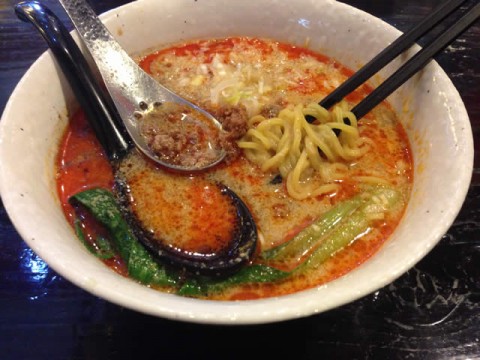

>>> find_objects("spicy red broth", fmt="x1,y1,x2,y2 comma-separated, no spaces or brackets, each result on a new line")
56,37,413,300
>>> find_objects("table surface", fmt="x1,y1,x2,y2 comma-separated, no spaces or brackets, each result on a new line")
1,0,479,359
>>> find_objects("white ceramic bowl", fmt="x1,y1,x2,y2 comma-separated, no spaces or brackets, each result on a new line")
0,0,473,324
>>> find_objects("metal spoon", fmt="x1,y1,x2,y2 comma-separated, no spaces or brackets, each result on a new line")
15,1,257,276
60,0,226,171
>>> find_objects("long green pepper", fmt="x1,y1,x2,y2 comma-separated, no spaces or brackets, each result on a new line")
70,186,401,297
71,188,179,287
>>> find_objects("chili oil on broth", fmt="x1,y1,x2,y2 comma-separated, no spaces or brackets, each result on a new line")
117,150,239,256
56,37,413,300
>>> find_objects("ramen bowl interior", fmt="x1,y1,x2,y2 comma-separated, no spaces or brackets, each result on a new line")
0,0,472,324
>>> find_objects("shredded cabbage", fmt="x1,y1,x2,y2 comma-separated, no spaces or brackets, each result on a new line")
195,54,274,117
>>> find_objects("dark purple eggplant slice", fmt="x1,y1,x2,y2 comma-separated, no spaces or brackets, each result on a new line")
114,150,257,277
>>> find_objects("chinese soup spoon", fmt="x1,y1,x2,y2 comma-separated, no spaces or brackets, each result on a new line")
15,1,257,277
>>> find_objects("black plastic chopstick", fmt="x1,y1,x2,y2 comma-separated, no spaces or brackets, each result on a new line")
319,0,469,111
351,1,480,120
15,1,131,161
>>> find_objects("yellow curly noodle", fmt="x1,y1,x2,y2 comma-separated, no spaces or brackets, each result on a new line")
238,102,370,200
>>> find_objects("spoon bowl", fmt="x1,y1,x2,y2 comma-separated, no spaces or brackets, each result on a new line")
46,0,227,171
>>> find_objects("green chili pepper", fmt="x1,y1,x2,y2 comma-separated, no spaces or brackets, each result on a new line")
263,186,401,272
177,264,289,297
299,187,400,271
70,186,400,298
261,195,363,262
74,219,115,260
71,188,179,287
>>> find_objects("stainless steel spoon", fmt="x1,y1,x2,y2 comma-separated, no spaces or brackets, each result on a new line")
57,0,226,172
15,1,257,276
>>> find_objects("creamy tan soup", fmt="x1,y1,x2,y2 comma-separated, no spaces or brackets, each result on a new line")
56,37,413,300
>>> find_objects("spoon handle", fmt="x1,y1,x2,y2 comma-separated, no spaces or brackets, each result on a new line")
15,1,130,161
57,0,178,123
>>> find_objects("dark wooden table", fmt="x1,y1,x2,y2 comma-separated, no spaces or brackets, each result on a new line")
1,0,479,359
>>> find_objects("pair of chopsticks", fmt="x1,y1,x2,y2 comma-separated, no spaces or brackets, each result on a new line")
316,0,480,121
